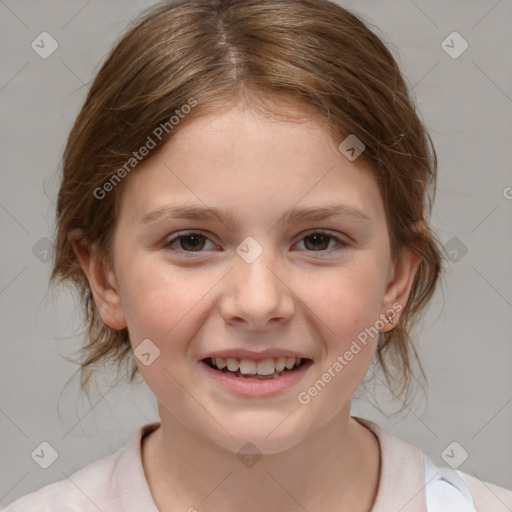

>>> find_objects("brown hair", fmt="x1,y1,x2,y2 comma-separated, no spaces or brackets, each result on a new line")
51,0,445,405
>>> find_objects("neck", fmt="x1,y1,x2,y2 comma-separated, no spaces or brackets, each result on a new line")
142,405,380,512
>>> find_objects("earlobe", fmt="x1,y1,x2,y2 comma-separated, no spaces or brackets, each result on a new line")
68,229,127,330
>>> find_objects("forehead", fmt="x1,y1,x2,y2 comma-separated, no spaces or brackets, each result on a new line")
117,106,384,228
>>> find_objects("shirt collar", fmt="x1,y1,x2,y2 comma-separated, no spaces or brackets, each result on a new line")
115,418,427,512
354,416,427,512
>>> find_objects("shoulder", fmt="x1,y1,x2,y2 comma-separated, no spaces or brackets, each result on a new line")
354,416,512,512
422,453,512,511
0,422,160,512
0,448,121,512
424,455,512,512
455,468,512,512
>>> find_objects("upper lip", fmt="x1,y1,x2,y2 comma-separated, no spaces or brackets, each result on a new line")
199,348,312,361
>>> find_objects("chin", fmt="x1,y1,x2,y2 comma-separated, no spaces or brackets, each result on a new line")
203,416,312,456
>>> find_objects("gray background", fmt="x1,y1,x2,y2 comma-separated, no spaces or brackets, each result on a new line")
1,0,511,507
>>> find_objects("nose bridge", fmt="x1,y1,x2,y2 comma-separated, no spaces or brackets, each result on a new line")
235,235,282,298
220,235,294,326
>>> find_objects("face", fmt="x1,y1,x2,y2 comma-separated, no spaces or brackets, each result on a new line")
88,103,417,454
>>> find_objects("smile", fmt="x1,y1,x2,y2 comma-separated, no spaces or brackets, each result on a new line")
199,355,314,397
203,356,309,379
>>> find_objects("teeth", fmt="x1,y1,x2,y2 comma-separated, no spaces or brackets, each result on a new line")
275,357,286,372
226,358,239,372
256,359,275,376
215,357,226,369
239,359,257,375
209,356,303,375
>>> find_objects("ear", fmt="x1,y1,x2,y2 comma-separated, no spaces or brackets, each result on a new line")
379,222,424,332
68,228,127,330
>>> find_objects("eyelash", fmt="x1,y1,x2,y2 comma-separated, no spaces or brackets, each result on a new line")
163,230,349,257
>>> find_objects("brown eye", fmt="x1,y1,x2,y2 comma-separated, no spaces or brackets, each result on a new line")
303,233,331,251
165,232,214,253
178,234,206,251
295,231,348,254
164,230,348,257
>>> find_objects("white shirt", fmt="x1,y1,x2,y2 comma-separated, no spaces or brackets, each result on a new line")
2,417,511,511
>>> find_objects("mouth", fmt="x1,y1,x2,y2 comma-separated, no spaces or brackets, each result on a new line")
201,356,313,380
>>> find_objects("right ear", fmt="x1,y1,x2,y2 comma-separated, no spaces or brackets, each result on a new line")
68,228,127,330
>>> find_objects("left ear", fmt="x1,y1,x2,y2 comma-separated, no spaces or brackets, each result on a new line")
379,221,424,332
68,228,127,330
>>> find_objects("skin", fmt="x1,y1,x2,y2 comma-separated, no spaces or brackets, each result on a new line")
71,102,421,512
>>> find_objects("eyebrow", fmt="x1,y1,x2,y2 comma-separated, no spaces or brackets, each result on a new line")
141,202,372,231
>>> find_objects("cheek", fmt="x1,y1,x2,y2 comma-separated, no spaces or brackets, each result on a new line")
117,258,213,343
296,272,381,417
305,264,385,341
122,270,209,395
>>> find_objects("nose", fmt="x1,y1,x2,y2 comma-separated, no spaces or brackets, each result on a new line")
219,246,295,330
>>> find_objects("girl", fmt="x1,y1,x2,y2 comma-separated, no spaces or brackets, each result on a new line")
3,0,511,510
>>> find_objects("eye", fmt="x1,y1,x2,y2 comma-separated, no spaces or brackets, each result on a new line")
294,231,349,254
164,232,217,254
163,230,349,256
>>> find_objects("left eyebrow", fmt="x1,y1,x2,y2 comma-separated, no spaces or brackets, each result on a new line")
140,202,372,231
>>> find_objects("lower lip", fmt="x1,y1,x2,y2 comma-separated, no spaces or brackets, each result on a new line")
199,360,313,397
